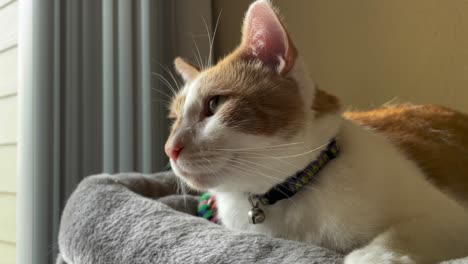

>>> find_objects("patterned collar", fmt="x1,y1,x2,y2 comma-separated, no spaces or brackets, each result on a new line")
197,139,340,225
246,139,340,224
251,139,339,206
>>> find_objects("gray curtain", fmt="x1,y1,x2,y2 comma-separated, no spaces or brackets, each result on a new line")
17,0,212,263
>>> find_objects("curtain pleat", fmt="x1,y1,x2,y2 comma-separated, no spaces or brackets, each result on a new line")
117,0,134,172
51,0,63,258
102,0,114,173
82,0,104,180
18,1,212,263
137,0,152,173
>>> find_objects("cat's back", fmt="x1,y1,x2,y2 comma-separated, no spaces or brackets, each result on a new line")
344,104,468,202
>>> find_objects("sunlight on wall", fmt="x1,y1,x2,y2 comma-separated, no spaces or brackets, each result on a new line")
214,0,468,113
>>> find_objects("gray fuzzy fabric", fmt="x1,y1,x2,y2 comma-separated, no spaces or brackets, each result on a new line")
56,172,468,264
56,172,343,264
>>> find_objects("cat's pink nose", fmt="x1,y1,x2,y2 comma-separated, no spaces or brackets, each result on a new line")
165,142,184,161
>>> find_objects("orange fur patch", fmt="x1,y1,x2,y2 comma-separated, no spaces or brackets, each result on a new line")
312,88,341,118
197,55,305,137
168,94,186,120
345,105,468,202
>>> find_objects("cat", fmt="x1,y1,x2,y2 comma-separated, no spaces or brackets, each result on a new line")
164,0,468,263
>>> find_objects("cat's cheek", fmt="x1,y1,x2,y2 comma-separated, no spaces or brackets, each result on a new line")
200,115,224,140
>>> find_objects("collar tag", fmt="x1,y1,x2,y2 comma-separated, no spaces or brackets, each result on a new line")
248,195,266,224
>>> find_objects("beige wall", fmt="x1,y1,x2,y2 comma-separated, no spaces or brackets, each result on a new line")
214,0,468,113
0,0,17,263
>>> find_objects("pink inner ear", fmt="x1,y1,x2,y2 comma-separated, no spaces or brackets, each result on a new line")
243,1,290,73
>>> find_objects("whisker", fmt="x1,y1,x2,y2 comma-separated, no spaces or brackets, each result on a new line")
152,72,177,97
203,10,222,67
201,160,222,188
269,141,332,159
151,87,174,100
233,140,334,160
154,61,182,92
191,33,210,37
176,175,189,208
233,151,299,168
223,163,300,210
152,100,171,109
164,65,182,92
220,160,314,212
201,15,212,67
192,50,203,70
215,142,305,152
218,146,306,153
211,11,222,63
202,157,218,178
225,150,326,188
229,154,313,187
220,157,321,193
230,156,291,176
222,158,284,185
152,99,172,104
191,33,205,69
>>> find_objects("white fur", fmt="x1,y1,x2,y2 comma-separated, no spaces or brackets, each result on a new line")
215,117,468,262
170,56,468,263
212,61,468,263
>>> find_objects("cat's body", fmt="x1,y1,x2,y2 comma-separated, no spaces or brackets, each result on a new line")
216,104,468,260
165,1,468,263
346,105,468,203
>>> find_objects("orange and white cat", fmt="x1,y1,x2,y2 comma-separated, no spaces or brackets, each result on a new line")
165,1,468,263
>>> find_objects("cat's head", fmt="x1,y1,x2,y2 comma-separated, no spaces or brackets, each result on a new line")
165,0,341,193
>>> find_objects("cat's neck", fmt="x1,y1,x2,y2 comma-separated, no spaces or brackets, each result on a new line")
283,111,343,179
211,112,343,196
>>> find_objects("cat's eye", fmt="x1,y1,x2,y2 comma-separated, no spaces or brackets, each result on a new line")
207,95,227,116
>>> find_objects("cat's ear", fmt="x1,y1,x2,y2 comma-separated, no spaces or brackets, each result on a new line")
174,57,200,82
240,0,297,75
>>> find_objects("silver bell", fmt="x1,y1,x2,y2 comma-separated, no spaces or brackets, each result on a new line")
248,207,265,224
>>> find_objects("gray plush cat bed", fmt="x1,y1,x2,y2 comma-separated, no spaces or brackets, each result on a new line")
56,172,467,264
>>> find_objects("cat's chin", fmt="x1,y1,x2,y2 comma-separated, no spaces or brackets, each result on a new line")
181,176,219,191
170,153,239,190
172,164,220,190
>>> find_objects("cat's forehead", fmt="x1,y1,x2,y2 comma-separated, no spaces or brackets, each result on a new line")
176,59,266,114
195,58,281,98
